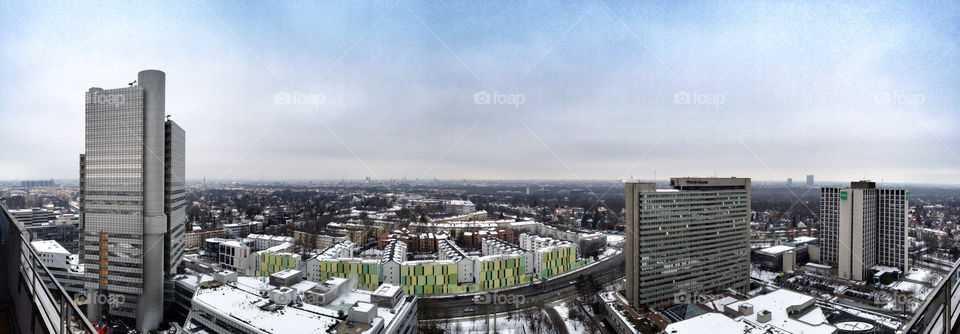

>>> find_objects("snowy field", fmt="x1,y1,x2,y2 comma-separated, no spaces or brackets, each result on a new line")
434,310,557,334
606,234,624,246
553,304,591,334
598,247,621,260
751,266,780,282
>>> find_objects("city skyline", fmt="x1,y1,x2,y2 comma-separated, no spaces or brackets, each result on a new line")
2,1,959,183
2,2,960,334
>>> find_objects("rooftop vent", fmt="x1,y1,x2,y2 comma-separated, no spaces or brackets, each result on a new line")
738,303,754,316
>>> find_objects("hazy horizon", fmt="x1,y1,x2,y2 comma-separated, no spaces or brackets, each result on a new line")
6,177,958,187
2,1,958,183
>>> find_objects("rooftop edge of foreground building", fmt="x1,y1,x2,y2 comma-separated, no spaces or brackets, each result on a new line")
2,203,99,334
181,271,418,334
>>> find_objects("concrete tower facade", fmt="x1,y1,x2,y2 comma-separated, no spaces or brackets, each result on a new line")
81,70,182,332
625,177,752,308
820,181,908,281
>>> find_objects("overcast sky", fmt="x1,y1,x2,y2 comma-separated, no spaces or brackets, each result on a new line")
1,1,958,183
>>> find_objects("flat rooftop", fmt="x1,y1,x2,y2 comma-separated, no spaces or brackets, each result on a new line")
191,276,404,334
372,284,401,298
725,289,835,334
31,240,70,255
271,269,301,280
758,245,794,255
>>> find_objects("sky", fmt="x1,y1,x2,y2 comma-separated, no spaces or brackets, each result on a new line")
1,1,958,184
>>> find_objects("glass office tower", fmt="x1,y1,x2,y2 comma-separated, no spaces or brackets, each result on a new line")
81,70,181,332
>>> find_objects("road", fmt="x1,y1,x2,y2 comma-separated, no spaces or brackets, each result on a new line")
418,252,625,320
545,307,570,334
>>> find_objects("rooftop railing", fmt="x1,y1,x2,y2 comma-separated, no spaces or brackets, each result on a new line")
902,257,960,333
1,203,98,334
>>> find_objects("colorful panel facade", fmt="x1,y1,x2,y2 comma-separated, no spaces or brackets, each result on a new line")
476,256,529,290
256,253,299,277
399,263,461,295
314,260,380,291
539,245,579,279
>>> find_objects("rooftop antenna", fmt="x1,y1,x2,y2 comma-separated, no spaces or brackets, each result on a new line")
128,80,137,87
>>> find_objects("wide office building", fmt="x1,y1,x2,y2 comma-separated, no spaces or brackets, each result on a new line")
80,69,185,332
625,177,751,308
820,181,908,281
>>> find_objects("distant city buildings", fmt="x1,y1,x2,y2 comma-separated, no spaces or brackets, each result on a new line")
376,227,451,251
820,181,909,280
27,218,80,252
625,177,752,308
293,230,347,250
807,174,815,186
8,207,55,226
19,179,55,188
443,199,475,215
79,70,184,331
787,177,793,186
184,227,229,248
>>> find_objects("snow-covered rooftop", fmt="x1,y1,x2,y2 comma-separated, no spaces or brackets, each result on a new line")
758,245,794,255
372,284,401,298
190,276,409,334
352,302,375,313
272,269,301,280
31,240,70,255
725,289,836,334
665,312,761,334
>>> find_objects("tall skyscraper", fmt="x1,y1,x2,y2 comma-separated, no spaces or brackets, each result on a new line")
624,177,751,308
80,70,184,332
165,120,186,275
820,181,908,281
806,174,815,186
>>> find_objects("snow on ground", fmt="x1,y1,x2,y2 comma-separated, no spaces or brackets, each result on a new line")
554,304,590,334
906,268,934,282
599,247,621,260
751,267,779,282
437,310,556,334
606,234,624,246
830,304,902,329
893,268,939,301
891,281,925,295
